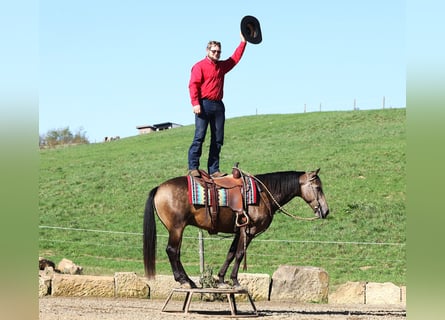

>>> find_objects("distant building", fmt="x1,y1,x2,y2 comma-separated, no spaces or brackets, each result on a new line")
136,125,156,134
136,122,182,135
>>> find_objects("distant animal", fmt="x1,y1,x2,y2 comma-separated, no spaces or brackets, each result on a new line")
104,136,120,142
143,168,329,288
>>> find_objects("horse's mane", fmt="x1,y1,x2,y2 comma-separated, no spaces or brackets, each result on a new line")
254,171,302,198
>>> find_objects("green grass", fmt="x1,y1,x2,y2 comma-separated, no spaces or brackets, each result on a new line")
39,108,406,286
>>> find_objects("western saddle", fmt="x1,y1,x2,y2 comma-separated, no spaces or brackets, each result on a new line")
191,164,253,234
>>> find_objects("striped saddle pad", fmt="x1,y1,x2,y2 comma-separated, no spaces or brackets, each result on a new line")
187,175,258,207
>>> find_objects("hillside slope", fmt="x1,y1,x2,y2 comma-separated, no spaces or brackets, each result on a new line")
39,108,406,285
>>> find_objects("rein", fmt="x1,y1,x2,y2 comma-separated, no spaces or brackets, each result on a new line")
236,167,319,222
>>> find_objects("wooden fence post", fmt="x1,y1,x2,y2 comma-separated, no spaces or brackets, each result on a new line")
198,229,204,274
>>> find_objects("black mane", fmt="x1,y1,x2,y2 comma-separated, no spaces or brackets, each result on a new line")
254,171,303,207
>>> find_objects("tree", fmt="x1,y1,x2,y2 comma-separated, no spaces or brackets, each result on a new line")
40,126,89,148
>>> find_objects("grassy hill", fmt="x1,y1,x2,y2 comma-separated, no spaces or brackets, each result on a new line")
39,108,406,286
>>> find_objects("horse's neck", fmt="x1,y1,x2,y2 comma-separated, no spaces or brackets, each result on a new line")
257,171,303,208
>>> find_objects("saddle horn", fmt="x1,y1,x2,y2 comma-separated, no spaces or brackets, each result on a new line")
232,162,241,179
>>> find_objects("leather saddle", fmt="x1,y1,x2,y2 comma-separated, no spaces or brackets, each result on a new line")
191,166,253,233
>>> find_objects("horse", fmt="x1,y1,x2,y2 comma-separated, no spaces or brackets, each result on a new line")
143,168,329,288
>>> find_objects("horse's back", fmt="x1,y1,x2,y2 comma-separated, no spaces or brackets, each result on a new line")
155,176,188,202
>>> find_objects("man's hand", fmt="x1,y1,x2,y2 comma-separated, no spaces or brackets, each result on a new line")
192,105,201,114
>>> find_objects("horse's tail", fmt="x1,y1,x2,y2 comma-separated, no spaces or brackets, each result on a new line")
143,186,158,279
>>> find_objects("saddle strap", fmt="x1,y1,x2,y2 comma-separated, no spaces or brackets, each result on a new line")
205,182,219,233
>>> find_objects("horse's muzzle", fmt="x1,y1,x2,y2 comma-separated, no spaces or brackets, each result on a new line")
315,206,329,219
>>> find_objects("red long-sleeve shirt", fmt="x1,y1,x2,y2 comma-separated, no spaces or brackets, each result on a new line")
189,41,246,106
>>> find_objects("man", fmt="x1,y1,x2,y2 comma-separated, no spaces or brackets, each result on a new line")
188,33,247,178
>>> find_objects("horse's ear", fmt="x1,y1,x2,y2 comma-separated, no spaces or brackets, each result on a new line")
307,169,319,181
308,168,320,181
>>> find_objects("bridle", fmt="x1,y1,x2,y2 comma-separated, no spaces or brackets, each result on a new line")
305,175,323,218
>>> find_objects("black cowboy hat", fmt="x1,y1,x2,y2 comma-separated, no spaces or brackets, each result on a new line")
240,15,262,44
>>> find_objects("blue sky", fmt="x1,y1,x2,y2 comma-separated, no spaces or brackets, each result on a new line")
39,0,406,142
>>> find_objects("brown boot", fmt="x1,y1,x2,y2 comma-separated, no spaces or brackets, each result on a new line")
210,171,227,178
188,169,201,177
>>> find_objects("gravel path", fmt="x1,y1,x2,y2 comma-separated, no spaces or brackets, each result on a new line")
39,296,406,320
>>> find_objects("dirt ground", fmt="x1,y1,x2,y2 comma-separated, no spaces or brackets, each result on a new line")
39,296,406,320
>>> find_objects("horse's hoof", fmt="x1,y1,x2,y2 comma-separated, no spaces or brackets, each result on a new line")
178,282,192,289
232,284,246,290
217,282,232,289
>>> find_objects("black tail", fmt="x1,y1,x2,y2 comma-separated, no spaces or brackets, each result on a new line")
143,187,158,279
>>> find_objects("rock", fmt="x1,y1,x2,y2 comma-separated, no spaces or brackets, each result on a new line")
366,282,401,305
270,265,329,303
39,268,57,297
39,276,51,297
329,281,366,304
39,266,57,278
57,258,83,275
114,272,149,298
52,274,114,297
238,273,270,301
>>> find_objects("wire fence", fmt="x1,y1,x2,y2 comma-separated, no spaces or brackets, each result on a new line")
39,225,405,247
39,225,406,275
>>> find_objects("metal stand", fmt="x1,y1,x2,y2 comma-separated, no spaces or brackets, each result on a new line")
161,287,258,317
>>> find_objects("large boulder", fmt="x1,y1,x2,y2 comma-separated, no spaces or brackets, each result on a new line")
38,267,58,297
52,274,114,297
114,272,149,298
238,273,270,301
57,258,83,275
329,281,366,304
366,282,402,305
39,276,51,297
329,281,405,306
270,265,329,303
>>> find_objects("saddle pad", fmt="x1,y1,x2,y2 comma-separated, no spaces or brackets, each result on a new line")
187,175,258,206
243,175,258,204
187,175,227,206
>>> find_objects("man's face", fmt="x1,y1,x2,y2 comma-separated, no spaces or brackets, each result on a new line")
207,46,221,61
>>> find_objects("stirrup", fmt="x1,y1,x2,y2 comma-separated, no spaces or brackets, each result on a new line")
235,211,250,228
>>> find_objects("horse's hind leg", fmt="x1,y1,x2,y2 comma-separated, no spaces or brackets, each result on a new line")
216,233,240,286
166,230,197,288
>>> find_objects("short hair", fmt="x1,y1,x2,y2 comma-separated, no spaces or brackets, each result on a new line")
207,41,221,49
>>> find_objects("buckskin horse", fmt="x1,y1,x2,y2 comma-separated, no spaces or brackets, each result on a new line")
143,168,329,288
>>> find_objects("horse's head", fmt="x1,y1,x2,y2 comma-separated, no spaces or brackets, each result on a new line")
300,169,329,219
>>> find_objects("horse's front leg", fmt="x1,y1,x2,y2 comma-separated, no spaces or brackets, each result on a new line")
217,233,240,286
229,229,253,288
166,230,197,288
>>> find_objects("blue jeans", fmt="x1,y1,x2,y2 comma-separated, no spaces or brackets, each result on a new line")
188,99,225,174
